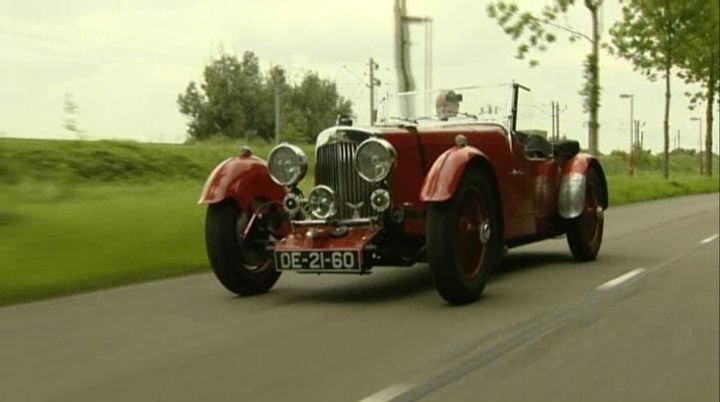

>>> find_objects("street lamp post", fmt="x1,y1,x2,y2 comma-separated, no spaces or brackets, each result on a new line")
620,94,634,176
690,117,703,175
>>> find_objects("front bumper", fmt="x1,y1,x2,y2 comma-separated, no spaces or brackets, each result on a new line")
273,225,382,273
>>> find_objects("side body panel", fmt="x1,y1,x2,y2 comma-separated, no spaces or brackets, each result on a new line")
382,131,429,236
198,155,286,210
533,159,562,233
383,124,536,240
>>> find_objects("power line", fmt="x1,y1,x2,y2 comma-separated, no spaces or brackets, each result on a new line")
0,28,200,66
1,16,202,52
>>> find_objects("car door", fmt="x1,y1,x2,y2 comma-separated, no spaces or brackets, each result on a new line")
507,134,539,236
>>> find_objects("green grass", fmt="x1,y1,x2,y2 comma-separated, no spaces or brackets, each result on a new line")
0,138,318,306
607,173,719,205
0,182,207,305
0,137,717,306
0,137,260,184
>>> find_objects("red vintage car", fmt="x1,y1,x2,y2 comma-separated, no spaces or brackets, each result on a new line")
199,83,608,304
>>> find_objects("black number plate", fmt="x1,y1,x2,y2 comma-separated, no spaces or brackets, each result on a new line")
274,250,361,272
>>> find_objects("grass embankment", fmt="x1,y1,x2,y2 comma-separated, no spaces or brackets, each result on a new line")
0,138,312,305
0,183,204,305
607,174,719,205
0,137,717,305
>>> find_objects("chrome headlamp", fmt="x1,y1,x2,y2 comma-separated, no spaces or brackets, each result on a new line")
267,143,308,186
354,138,397,183
307,185,336,219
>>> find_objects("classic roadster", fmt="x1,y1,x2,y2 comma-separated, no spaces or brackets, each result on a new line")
198,83,608,304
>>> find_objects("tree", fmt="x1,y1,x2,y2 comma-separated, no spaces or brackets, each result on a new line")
178,52,263,140
487,0,603,155
177,82,212,140
263,65,292,142
289,72,353,143
178,51,352,143
62,93,82,139
609,0,697,179
676,0,719,176
235,52,266,138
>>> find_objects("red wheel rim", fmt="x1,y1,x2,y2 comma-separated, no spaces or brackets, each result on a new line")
456,188,489,280
236,211,273,272
583,183,600,244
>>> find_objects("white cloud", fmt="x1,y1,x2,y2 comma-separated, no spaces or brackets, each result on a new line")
0,0,713,153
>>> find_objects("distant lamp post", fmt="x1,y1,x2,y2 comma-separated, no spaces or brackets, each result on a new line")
690,117,703,175
620,94,634,176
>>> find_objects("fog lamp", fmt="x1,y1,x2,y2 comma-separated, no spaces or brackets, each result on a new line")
370,189,391,212
308,185,336,219
283,192,302,217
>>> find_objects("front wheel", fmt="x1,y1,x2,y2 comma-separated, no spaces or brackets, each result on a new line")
566,169,604,261
205,199,280,296
426,168,503,305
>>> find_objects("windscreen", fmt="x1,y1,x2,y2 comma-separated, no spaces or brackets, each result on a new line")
377,84,514,128
515,89,553,138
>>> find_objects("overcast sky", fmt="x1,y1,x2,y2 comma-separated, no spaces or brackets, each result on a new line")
0,0,715,153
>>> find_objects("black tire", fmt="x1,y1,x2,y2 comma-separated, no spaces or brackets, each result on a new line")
205,199,280,296
566,169,604,261
426,167,503,305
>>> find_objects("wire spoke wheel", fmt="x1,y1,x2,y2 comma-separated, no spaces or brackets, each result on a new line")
456,188,489,280
427,167,503,305
583,186,600,245
206,199,281,296
567,169,604,262
236,212,274,272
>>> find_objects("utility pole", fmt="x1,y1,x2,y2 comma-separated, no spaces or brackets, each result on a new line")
394,0,414,118
555,102,561,140
394,0,432,118
634,120,640,170
551,102,556,140
549,101,565,140
691,117,703,175
620,94,634,176
424,20,433,115
368,58,381,125
640,129,644,151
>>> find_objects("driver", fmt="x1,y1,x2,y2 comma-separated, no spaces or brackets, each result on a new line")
435,90,462,120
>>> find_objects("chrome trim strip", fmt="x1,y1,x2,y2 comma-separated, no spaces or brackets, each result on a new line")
291,218,375,226
315,126,379,148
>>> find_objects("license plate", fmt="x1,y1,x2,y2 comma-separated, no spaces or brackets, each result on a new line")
274,250,361,272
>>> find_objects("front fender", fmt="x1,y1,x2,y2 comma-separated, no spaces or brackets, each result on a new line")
419,145,488,202
558,153,608,219
198,155,286,210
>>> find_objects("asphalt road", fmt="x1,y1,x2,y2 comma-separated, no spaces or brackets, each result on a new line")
1,193,718,402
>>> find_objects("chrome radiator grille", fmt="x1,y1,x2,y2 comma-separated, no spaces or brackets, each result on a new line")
315,141,377,219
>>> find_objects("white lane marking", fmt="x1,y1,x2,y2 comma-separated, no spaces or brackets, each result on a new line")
358,383,414,402
596,268,646,290
700,234,719,244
